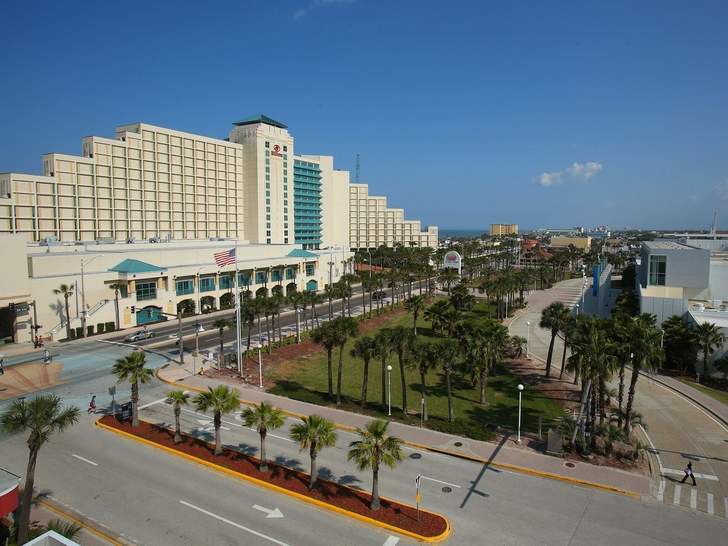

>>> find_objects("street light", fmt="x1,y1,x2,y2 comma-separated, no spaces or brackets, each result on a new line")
80,254,104,337
366,249,373,280
387,364,393,416
517,383,524,444
193,322,204,376
295,308,302,344
255,342,264,388
526,321,531,359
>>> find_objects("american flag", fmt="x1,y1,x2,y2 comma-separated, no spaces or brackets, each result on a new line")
214,248,236,267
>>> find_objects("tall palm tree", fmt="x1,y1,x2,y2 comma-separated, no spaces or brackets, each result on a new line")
112,351,153,427
662,314,697,374
539,302,570,377
373,328,394,408
404,294,426,335
109,282,124,331
693,321,726,378
347,419,404,511
288,291,306,339
336,317,360,405
351,336,376,409
242,401,285,470
290,415,338,490
53,283,74,340
212,318,230,368
390,326,414,416
1,395,80,545
437,339,461,422
439,269,459,295
424,300,449,336
311,321,341,399
194,385,240,455
166,390,190,443
411,339,438,421
622,315,662,432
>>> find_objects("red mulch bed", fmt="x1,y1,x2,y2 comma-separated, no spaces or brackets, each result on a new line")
99,415,447,538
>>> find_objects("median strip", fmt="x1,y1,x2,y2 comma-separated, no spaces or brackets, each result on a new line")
96,415,450,542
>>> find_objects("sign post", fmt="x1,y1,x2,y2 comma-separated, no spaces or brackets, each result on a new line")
415,474,421,521
442,251,462,276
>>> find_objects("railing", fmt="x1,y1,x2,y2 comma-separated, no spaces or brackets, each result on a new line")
47,299,111,338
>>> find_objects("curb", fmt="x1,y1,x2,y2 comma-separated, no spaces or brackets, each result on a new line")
95,419,450,543
154,369,643,499
36,496,127,545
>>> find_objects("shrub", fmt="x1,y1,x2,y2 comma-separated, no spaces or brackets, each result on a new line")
97,323,105,334
106,322,116,332
86,325,94,336
74,327,83,338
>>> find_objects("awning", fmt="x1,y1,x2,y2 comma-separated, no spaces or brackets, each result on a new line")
0,483,19,518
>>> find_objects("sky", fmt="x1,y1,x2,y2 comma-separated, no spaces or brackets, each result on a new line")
1,0,727,231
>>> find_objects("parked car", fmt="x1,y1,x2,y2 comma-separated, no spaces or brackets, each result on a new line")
125,329,155,342
372,291,387,300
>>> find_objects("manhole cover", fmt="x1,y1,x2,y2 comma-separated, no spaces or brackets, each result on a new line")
409,453,422,460
565,462,576,468
454,441,463,447
442,486,452,493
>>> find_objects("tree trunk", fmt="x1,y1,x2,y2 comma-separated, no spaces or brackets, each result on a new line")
479,369,486,404
399,352,408,415
214,412,222,455
413,312,418,336
259,430,267,470
309,448,318,490
617,363,625,428
370,467,381,511
219,332,225,369
336,343,345,405
545,330,556,377
446,368,453,422
17,445,39,545
624,366,640,432
131,381,139,427
420,371,428,421
381,358,387,407
326,348,334,399
64,294,72,340
559,338,568,379
114,291,120,330
174,405,182,443
360,357,370,409
266,315,272,354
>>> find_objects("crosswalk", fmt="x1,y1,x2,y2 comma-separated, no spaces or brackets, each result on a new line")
658,479,728,517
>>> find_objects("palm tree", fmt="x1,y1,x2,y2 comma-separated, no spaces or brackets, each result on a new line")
411,339,438,421
439,269,459,294
510,335,527,358
373,328,394,408
166,390,190,443
288,291,306,339
437,339,461,422
109,282,124,331
289,415,338,490
351,336,376,409
662,315,697,374
311,321,341,399
390,326,414,416
112,351,153,427
212,318,230,368
1,394,80,545
347,419,404,511
424,300,449,336
194,385,240,455
52,283,74,340
404,294,426,335
242,401,285,470
335,317,360,405
693,321,726,378
539,302,570,377
450,283,475,312
621,315,662,432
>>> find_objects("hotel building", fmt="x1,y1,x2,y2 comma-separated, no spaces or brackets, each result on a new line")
490,223,518,236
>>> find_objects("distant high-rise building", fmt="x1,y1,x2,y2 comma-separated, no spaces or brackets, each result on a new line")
490,223,518,236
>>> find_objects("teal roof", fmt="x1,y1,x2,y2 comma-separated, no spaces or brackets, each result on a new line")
232,115,287,129
287,249,318,258
109,259,165,274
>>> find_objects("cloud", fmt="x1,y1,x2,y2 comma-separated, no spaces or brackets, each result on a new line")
536,161,603,187
294,0,355,20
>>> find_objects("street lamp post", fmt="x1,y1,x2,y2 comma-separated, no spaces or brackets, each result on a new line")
193,322,204,376
256,342,264,388
295,308,301,344
387,364,393,416
366,249,373,280
517,383,524,444
526,321,531,359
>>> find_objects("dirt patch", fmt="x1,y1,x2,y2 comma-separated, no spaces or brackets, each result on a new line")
0,361,64,400
99,415,448,538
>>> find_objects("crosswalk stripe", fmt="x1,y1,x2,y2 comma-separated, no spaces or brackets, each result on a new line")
673,485,681,505
690,488,697,509
657,480,665,502
707,493,714,515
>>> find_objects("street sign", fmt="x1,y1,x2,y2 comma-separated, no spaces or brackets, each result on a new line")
14,304,29,316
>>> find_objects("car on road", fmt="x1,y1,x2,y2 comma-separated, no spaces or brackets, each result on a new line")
372,291,387,300
125,329,155,342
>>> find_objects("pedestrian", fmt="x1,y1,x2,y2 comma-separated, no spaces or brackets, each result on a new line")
33,335,38,348
88,395,97,414
0,356,4,376
680,461,697,486
43,349,51,364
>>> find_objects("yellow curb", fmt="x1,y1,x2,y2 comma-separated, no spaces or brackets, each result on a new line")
156,369,642,499
96,419,450,543
37,497,125,545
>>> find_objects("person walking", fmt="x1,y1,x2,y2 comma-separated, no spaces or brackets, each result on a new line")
0,355,4,375
680,461,697,486
43,349,51,364
88,395,97,414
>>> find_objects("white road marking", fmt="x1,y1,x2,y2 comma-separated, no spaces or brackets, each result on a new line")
661,468,719,481
673,484,681,505
724,497,728,518
139,397,168,410
180,500,290,546
707,493,714,515
252,504,284,518
657,480,665,502
690,488,697,509
72,454,98,467
382,536,400,546
182,408,292,442
419,475,462,489
638,425,664,474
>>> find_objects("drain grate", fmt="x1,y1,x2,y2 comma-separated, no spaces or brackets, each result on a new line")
442,486,452,493
409,453,422,460
565,462,576,468
454,441,463,447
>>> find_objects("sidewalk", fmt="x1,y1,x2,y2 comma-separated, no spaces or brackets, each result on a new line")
157,359,651,498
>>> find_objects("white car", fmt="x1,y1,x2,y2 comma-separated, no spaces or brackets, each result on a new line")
125,329,155,342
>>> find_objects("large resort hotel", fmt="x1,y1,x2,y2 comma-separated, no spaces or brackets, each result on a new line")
0,116,437,342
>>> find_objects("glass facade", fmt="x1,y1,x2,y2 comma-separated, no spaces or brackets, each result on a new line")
176,279,194,295
199,276,216,292
648,255,666,286
293,159,322,249
136,281,157,301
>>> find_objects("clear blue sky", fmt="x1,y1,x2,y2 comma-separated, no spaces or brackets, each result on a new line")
1,0,727,231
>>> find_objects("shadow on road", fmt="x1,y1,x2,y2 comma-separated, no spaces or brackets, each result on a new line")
459,433,508,509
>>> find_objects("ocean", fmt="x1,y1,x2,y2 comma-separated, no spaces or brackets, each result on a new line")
438,229,489,239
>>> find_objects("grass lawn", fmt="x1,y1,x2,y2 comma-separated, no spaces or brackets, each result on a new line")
268,306,564,441
676,378,728,407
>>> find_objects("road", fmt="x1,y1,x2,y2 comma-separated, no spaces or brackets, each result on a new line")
509,278,728,519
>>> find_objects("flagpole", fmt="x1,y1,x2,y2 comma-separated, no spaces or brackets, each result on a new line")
234,241,243,378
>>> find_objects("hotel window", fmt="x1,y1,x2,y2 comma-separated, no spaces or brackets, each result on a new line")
265,141,269,148
176,279,194,295
266,238,271,244
648,255,666,286
220,274,233,289
271,269,282,282
199,276,216,292
238,273,250,286
286,268,296,280
306,263,315,276
283,145,287,152
256,271,267,284
136,281,157,301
